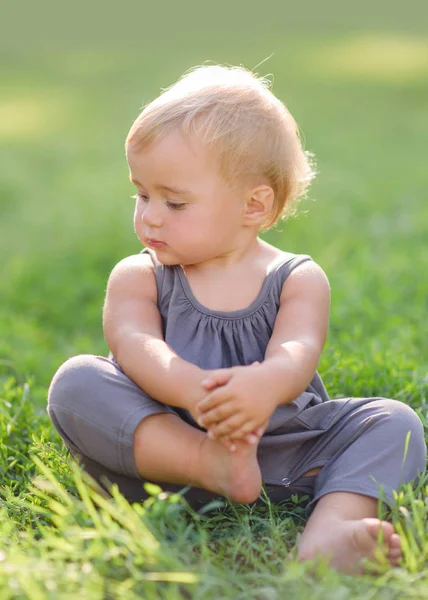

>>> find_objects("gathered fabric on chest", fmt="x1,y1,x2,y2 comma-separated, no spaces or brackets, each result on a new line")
142,248,313,371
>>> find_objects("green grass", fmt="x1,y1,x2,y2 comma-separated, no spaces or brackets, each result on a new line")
1,1,428,597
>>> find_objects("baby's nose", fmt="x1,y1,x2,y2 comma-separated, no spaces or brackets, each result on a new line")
142,202,163,227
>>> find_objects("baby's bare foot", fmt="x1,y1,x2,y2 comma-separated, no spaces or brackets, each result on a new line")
198,435,262,504
298,518,402,574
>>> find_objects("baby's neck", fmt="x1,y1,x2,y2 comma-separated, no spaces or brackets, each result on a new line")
181,238,284,313
185,235,266,273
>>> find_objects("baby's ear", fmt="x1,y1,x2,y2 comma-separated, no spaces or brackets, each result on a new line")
243,185,274,227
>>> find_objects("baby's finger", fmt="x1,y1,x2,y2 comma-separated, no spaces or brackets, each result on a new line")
216,425,260,446
228,421,258,441
198,402,235,428
208,414,247,439
201,369,233,390
200,378,218,391
246,427,265,444
219,428,258,443
220,438,237,453
257,420,270,437
197,388,231,415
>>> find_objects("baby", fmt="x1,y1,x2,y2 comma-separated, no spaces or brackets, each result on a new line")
47,64,426,574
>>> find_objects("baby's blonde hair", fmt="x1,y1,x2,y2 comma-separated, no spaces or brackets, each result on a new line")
126,64,316,230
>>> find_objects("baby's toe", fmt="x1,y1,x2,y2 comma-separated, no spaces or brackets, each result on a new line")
386,532,402,567
389,533,401,549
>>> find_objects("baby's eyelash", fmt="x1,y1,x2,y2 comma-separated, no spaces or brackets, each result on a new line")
131,193,186,210
166,201,186,210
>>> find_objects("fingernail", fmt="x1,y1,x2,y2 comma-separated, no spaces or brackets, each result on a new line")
208,430,215,439
248,434,258,444
230,444,236,452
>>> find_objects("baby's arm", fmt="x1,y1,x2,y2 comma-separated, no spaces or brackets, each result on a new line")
103,254,261,450
103,254,207,412
197,260,331,440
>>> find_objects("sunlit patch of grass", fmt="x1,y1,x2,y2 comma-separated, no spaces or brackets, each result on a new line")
305,33,428,84
0,91,73,141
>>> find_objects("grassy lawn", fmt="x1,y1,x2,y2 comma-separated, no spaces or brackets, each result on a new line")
1,1,428,597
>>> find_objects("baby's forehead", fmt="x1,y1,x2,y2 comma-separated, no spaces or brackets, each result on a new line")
126,129,221,171
127,125,206,153
126,134,231,192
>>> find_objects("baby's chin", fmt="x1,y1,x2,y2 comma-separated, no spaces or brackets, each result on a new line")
143,246,181,266
142,242,203,267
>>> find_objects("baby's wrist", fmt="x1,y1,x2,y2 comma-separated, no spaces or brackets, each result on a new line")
176,368,209,410
250,361,284,408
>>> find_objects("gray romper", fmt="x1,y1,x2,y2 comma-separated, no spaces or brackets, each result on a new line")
47,248,426,515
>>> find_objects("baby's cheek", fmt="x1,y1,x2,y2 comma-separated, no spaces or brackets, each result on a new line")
133,208,144,235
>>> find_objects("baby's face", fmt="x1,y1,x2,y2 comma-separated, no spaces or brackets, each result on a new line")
126,128,248,266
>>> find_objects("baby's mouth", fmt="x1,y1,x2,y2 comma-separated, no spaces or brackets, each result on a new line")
146,238,167,248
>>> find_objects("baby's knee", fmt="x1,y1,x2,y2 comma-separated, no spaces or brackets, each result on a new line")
382,399,424,436
378,399,426,469
47,354,103,411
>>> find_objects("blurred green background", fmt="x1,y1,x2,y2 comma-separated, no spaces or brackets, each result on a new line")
1,0,428,409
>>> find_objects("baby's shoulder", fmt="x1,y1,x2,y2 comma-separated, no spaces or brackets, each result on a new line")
105,253,158,302
259,240,310,271
109,252,156,279
260,241,329,295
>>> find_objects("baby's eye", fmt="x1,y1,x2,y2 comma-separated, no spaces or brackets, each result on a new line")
131,193,149,202
166,201,186,210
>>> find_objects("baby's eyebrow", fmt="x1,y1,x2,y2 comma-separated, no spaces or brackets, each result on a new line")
131,179,195,197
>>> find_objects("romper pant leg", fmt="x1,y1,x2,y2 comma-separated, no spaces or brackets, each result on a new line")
47,354,219,507
268,397,427,516
48,358,426,513
308,397,427,514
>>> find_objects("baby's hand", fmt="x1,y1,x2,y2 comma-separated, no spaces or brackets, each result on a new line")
196,362,276,444
194,363,265,452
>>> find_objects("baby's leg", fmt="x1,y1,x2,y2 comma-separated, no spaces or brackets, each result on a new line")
295,398,426,573
47,354,262,504
133,414,262,503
